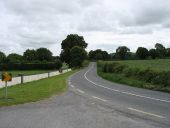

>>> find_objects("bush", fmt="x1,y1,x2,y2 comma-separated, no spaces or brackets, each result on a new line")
152,72,170,87
0,61,62,70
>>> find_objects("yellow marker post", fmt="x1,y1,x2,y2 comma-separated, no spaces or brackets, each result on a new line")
1,73,12,99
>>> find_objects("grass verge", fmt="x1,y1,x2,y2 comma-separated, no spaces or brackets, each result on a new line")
97,70,170,93
0,70,78,107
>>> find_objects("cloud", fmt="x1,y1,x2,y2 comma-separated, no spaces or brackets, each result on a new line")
0,0,170,55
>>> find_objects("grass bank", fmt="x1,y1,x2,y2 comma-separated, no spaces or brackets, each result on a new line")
0,70,78,107
97,59,170,93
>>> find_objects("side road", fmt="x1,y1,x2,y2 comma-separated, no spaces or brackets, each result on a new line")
0,86,162,128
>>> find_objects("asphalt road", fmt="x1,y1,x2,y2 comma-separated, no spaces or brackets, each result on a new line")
69,62,170,127
0,62,170,128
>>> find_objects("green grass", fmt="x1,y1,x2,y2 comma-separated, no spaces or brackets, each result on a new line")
117,59,170,71
97,59,170,93
0,70,54,77
98,70,170,93
0,70,78,107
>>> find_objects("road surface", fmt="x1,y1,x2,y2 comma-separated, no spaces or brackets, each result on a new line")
69,62,170,127
0,62,170,128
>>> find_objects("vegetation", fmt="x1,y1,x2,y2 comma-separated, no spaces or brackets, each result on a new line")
70,46,87,67
136,47,149,59
115,46,130,60
0,70,53,77
0,69,78,107
97,60,170,92
60,34,88,67
89,49,110,60
0,62,62,70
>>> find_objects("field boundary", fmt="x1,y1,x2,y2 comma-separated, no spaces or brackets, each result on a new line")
0,69,71,88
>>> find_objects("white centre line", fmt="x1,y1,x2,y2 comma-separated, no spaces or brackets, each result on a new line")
128,107,165,119
84,66,170,103
92,96,107,102
70,85,75,88
76,89,85,94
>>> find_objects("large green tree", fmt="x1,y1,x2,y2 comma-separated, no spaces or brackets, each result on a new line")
136,47,149,59
88,49,109,60
70,46,87,67
36,48,52,61
166,48,170,57
155,43,166,57
60,34,87,65
7,53,23,63
0,51,6,63
149,49,158,59
115,46,130,60
23,49,37,62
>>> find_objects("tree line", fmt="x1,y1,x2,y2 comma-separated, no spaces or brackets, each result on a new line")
89,43,170,60
0,34,170,69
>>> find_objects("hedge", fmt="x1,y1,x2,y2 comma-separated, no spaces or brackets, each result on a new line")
0,61,62,70
98,61,170,87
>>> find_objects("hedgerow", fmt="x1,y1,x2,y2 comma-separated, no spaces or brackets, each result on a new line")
98,61,170,87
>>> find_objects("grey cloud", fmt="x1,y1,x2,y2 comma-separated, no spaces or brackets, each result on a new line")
0,0,170,55
120,0,170,27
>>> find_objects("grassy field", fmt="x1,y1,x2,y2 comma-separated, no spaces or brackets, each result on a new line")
97,59,170,93
0,70,54,77
0,69,78,107
117,59,170,71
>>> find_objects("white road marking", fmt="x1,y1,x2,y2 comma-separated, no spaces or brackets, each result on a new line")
84,66,170,103
128,107,165,118
70,85,75,88
76,89,85,94
92,96,107,102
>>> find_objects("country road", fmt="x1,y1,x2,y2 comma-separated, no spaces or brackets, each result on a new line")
69,63,170,127
0,62,170,128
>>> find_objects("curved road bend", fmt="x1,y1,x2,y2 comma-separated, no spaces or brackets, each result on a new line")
70,62,170,126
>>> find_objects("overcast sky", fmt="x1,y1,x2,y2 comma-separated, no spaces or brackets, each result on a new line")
0,0,170,56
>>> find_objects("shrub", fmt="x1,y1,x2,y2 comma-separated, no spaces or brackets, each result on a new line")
0,61,62,70
98,61,170,87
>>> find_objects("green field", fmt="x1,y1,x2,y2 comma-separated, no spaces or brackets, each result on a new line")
0,69,78,107
0,70,54,77
117,59,170,71
97,59,170,92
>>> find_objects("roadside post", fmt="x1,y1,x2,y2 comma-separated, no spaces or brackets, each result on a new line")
18,74,24,84
1,72,12,99
48,72,50,78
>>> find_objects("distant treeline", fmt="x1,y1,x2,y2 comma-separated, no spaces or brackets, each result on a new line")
1,34,170,70
0,48,62,70
89,43,170,60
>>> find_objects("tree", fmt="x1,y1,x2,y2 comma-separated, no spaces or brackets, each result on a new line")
166,48,170,57
136,47,149,59
88,49,109,60
155,43,166,57
7,53,23,63
95,53,103,60
116,46,130,60
89,50,95,60
70,46,87,67
60,48,70,64
149,49,158,59
0,51,6,63
60,34,87,65
23,49,37,62
36,48,52,61
61,34,87,49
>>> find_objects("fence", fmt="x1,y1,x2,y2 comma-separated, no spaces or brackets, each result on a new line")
0,69,71,88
